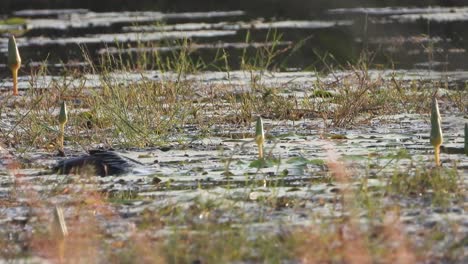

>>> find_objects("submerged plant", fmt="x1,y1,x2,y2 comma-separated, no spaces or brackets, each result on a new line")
8,35,21,96
255,116,265,159
430,98,443,166
58,101,68,152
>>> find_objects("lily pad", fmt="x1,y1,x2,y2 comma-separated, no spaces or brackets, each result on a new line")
249,157,281,168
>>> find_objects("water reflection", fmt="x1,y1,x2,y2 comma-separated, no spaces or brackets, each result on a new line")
2,2,468,72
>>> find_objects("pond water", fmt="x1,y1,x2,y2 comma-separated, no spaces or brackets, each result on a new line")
0,2,467,263
3,4,468,73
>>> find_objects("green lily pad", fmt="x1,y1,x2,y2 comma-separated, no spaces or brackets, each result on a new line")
249,157,280,168
0,17,27,26
329,134,348,140
286,157,325,166
309,159,326,166
286,156,310,165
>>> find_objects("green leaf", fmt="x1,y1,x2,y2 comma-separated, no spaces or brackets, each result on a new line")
286,157,325,166
309,159,325,166
286,156,310,165
249,157,280,168
311,89,335,98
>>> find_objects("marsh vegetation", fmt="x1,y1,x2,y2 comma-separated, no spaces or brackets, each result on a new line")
0,3,467,264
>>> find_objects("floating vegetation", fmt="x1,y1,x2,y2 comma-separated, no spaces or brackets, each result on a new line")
0,4,466,264
0,17,27,25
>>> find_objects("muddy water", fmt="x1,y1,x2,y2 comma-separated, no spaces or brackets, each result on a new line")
0,4,467,263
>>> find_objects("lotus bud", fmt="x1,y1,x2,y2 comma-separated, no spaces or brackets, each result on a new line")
59,102,68,125
52,206,68,262
58,102,68,151
430,98,443,166
465,123,467,156
255,116,265,159
8,35,21,96
52,206,68,239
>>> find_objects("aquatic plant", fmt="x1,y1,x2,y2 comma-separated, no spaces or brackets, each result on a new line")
8,35,21,96
255,116,265,158
52,206,68,238
0,17,26,26
58,101,68,151
52,206,68,263
465,123,468,156
430,98,443,166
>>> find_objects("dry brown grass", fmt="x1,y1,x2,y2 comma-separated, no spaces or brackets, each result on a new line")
0,152,158,262
291,145,420,264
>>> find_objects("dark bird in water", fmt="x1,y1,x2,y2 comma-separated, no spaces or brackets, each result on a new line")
53,150,144,177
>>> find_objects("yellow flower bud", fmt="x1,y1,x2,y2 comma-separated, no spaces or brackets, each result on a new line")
52,206,68,239
430,98,443,166
59,102,68,126
255,116,265,159
465,123,467,156
430,98,443,147
8,35,21,69
8,35,21,96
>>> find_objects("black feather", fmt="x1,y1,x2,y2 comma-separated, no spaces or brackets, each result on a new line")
53,150,142,176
